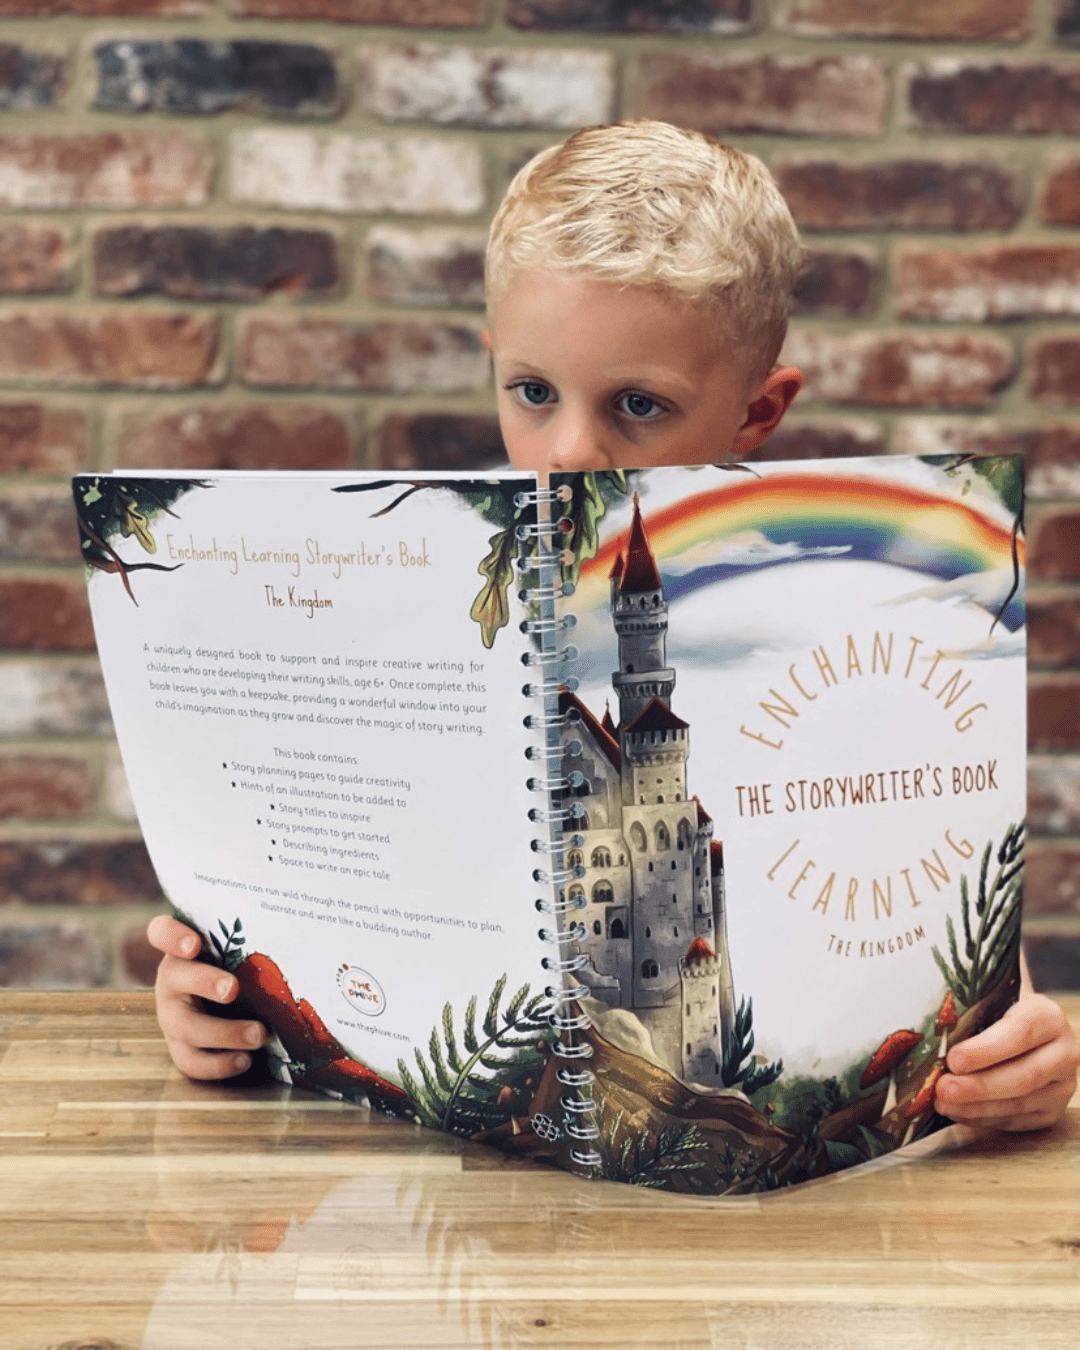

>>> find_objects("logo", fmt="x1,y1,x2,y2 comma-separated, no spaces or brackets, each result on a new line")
336,963,386,1018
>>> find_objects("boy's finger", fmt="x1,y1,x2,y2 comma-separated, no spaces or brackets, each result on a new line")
157,996,265,1054
166,1040,254,1081
156,954,238,1006
935,1077,1070,1125
938,1038,1065,1106
147,914,202,960
945,997,1062,1075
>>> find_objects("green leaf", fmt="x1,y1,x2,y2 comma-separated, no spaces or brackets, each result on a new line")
823,1139,864,1172
469,529,517,649
483,974,506,1040
82,483,102,505
462,995,479,1054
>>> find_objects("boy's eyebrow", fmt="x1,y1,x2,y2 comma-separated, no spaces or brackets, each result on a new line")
497,357,700,397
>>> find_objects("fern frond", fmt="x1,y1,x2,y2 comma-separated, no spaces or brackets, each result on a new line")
429,1028,453,1092
503,982,530,1026
442,1003,464,1074
483,974,506,1039
463,996,479,1054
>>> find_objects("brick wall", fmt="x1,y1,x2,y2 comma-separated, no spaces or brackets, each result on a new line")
0,0,1077,991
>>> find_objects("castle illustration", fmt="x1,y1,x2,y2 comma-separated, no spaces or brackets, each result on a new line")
560,496,737,1087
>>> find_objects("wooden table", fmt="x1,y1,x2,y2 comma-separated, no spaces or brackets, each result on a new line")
2,991,1079,1350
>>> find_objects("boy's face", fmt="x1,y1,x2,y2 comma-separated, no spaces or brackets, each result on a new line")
485,270,801,474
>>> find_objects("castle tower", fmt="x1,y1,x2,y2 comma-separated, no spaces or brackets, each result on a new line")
611,495,675,729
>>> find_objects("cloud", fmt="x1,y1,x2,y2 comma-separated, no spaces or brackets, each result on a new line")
662,530,851,576
882,566,1022,612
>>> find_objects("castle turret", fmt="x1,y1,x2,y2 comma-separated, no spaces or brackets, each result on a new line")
611,496,675,728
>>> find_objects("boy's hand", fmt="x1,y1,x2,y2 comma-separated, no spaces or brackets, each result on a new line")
148,914,267,1081
935,991,1079,1132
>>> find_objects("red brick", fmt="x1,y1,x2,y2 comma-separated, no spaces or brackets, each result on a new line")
1031,337,1080,402
0,840,162,906
891,419,1080,498
0,579,95,651
366,226,485,308
0,490,82,562
1042,156,1080,225
375,413,505,471
506,0,751,31
119,921,162,987
631,54,887,137
0,1,204,11
1028,509,1080,581
1030,677,1080,751
791,247,879,317
782,330,1016,408
1029,755,1080,835
117,405,353,471
1025,843,1080,915
232,0,485,24
775,159,1023,233
777,0,1032,40
0,223,73,294
750,418,885,461
1028,592,1080,668
93,226,340,302
1026,427,1080,498
0,133,211,209
908,62,1080,135
0,923,107,990
0,312,217,388
0,405,87,473
896,245,1080,321
0,661,111,737
356,43,613,128
0,756,95,820
238,317,488,392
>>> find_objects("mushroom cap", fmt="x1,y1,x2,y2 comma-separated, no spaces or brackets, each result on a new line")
859,1028,925,1089
935,989,959,1034
903,1061,947,1119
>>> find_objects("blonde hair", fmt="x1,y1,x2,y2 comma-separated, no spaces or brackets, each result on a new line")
486,121,803,379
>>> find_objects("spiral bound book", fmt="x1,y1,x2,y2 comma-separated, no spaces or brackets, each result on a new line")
76,455,1026,1194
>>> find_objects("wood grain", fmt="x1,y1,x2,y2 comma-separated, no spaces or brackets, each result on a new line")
1,992,1078,1350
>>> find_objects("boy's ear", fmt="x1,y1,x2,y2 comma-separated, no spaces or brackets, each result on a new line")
481,328,493,355
730,365,803,456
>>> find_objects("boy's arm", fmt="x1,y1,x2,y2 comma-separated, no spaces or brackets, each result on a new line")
935,950,1080,1131
148,915,268,1081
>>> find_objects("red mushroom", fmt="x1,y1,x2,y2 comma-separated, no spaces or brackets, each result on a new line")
934,990,959,1059
859,1029,925,1118
900,1061,948,1145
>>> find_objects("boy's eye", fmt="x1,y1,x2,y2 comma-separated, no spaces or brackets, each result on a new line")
513,381,552,406
618,392,663,419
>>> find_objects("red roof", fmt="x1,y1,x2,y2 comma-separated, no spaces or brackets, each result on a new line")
684,936,715,964
710,840,724,866
624,697,688,735
693,795,712,826
600,703,617,739
619,495,662,593
560,689,620,772
609,552,624,583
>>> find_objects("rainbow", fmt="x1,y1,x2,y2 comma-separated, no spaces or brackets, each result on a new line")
574,470,1023,623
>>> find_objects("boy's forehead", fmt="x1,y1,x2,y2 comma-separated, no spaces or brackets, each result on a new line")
489,269,750,377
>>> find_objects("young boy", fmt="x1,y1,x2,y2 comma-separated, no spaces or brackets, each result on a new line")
148,120,1078,1133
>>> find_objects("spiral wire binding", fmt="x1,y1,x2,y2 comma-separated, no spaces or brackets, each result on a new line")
521,481,601,1169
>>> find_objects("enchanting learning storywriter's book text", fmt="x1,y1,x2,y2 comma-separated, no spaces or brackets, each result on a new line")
77,455,1026,1194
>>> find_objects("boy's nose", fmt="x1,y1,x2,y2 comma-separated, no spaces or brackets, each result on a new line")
545,418,613,472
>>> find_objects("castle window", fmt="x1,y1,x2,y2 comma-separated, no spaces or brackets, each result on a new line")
645,926,651,939
627,663,634,673
675,793,681,801
686,1043,691,1055
568,851,583,870
696,904,702,914
673,926,678,937
630,822,646,852
606,907,628,940
671,861,676,870
685,1004,690,1016
641,959,658,979
568,884,585,905
655,822,670,851
592,881,613,905
591,846,611,869
678,819,693,850
593,920,601,936
712,985,716,996
619,854,625,865
648,861,653,872
657,794,664,803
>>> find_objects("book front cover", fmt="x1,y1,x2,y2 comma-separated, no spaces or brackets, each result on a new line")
538,455,1026,1192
